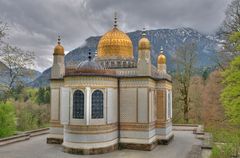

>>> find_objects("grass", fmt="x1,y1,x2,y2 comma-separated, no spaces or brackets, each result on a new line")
205,125,240,158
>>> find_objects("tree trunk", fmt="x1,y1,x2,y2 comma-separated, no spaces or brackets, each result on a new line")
184,103,189,123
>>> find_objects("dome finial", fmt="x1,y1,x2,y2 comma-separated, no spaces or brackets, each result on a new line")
54,35,64,56
142,28,146,37
158,46,166,65
88,49,92,61
114,12,117,28
58,35,61,45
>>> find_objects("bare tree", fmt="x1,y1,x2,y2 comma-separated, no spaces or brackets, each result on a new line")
173,43,197,123
202,70,225,126
188,76,204,124
220,0,240,36
0,44,35,101
0,21,8,46
215,0,240,69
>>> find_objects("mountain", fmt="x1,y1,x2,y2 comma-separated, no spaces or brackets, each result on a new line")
28,68,50,87
0,61,41,87
30,27,219,87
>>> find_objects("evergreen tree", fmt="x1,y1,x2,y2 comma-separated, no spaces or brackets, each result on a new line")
36,87,50,105
36,87,45,105
44,87,50,104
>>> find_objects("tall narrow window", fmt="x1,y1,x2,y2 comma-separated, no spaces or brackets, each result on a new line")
73,90,84,119
167,90,171,119
92,90,104,119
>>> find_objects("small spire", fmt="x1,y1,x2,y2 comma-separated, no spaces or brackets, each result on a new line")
95,50,98,57
114,12,117,28
88,49,92,61
57,35,61,45
142,28,146,37
160,46,164,53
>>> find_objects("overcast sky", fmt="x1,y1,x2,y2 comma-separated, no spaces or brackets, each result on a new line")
0,0,231,72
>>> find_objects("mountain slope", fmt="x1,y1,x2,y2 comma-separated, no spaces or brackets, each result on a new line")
30,27,219,87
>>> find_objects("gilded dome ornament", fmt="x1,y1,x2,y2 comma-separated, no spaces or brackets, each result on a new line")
158,47,166,64
97,13,133,59
138,28,151,50
53,36,64,56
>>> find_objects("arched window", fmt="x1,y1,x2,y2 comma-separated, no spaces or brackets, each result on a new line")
73,90,84,119
91,90,104,119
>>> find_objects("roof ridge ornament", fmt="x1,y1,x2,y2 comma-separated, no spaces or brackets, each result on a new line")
57,35,61,45
88,49,92,61
142,28,146,37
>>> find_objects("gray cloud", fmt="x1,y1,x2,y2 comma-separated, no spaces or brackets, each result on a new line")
0,0,230,72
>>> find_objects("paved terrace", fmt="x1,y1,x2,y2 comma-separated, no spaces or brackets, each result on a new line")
0,131,201,158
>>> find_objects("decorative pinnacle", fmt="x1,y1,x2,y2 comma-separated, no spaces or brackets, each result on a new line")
142,28,146,37
88,49,92,61
114,12,117,28
57,35,61,44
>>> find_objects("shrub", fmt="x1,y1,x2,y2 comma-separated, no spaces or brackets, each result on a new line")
17,106,38,131
0,102,16,138
16,101,50,131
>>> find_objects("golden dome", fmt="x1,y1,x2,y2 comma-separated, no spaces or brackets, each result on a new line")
53,36,64,56
97,27,133,59
158,48,166,64
138,34,151,50
139,37,151,50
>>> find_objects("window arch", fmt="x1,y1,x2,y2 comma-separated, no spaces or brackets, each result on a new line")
91,90,104,119
73,90,84,119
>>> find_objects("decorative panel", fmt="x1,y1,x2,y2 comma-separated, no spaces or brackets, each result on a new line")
51,88,59,120
157,90,166,121
107,88,118,123
120,88,137,122
60,87,70,124
137,88,148,123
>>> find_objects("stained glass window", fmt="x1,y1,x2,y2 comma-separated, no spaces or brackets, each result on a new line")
73,90,84,119
91,90,104,119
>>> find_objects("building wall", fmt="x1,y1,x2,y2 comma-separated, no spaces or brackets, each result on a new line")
60,76,119,151
47,80,64,142
119,78,157,145
48,75,173,151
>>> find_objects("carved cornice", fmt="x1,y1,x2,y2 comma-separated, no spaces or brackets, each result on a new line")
120,78,156,88
64,76,118,88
